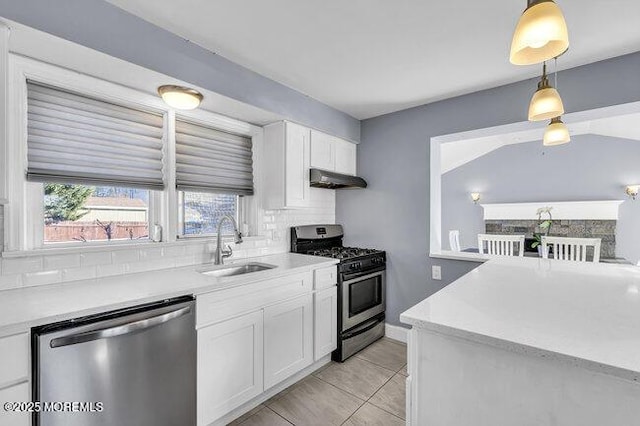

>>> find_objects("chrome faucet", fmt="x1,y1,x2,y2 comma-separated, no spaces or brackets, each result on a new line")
214,215,243,265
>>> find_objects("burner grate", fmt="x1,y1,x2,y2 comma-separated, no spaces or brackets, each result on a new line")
307,246,382,260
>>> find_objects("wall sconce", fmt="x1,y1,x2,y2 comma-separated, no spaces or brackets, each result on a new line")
471,193,481,204
626,185,639,200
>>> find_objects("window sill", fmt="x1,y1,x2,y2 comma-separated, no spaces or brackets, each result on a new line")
429,250,489,263
2,235,269,258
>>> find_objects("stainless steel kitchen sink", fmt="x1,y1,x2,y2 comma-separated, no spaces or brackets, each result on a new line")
199,262,277,278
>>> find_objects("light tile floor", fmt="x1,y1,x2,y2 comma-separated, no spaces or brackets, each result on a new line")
229,338,407,426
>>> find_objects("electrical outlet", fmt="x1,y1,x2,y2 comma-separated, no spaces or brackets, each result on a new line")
432,265,442,280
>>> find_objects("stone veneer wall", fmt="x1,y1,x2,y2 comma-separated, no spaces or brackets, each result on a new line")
485,220,616,258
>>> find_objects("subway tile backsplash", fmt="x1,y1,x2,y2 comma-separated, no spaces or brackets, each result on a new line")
0,189,336,290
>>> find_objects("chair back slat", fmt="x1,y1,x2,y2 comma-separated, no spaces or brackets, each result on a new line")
541,236,602,263
478,234,525,257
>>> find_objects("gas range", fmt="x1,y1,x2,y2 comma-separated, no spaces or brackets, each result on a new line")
306,246,386,274
291,224,386,362
291,225,385,271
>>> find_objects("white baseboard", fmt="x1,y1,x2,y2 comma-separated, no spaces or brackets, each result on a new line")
385,323,409,344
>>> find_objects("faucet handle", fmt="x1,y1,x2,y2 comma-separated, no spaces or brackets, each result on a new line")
222,244,233,259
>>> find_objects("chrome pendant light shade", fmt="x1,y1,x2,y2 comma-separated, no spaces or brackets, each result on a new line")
528,63,564,121
510,0,569,65
543,116,570,146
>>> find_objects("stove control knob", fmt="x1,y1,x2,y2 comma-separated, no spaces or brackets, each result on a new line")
350,262,361,270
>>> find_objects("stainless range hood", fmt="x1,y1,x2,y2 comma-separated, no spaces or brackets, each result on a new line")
310,168,367,189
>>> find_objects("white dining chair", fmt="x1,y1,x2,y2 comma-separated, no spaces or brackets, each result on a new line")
449,230,461,252
477,234,525,257
541,236,602,263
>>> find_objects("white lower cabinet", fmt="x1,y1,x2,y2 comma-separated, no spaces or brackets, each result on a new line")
196,268,337,424
197,310,264,426
314,286,338,360
0,382,30,426
263,293,314,390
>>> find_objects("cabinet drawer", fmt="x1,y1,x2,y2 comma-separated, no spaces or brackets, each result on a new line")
0,333,29,387
0,382,30,426
197,272,312,328
314,266,337,290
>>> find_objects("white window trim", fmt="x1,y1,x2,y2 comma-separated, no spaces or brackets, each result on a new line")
4,54,263,253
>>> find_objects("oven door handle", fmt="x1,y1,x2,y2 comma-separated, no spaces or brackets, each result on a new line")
342,270,384,285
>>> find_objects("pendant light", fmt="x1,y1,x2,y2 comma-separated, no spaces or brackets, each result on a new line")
528,62,564,121
158,85,203,110
510,0,569,65
543,116,570,146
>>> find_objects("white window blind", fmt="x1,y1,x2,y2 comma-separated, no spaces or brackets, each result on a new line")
175,119,254,195
26,81,165,189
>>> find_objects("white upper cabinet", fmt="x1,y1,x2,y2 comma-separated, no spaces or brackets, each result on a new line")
310,130,335,171
334,138,357,176
264,121,311,209
264,122,358,209
310,129,357,176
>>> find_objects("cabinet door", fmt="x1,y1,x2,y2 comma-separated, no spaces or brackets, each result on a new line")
284,122,310,208
310,130,334,171
314,286,338,360
197,310,263,426
334,139,357,176
264,294,313,390
0,382,30,426
0,23,8,204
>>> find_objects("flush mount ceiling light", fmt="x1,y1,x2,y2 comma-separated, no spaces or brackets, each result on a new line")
157,85,203,110
471,193,481,204
510,0,569,65
528,62,564,121
543,116,570,146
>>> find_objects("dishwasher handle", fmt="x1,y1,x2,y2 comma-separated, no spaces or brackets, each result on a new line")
49,305,192,348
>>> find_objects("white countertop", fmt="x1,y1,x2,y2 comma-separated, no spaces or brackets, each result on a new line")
400,257,640,382
0,253,338,338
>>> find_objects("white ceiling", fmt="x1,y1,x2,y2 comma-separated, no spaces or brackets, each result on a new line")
106,0,640,120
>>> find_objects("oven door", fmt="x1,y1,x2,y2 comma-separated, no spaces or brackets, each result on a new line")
341,270,386,331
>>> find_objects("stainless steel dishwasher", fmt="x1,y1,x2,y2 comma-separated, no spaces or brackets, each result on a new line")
32,296,196,426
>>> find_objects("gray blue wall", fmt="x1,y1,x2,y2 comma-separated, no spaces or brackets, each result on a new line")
0,0,360,141
337,51,640,327
441,135,640,263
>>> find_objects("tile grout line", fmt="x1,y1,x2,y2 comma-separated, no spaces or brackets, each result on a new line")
353,353,405,373
365,372,406,422
263,405,295,425
320,357,402,425
308,374,368,425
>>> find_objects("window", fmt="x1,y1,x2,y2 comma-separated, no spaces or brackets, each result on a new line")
44,184,150,243
7,56,258,252
179,191,239,236
174,118,253,238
